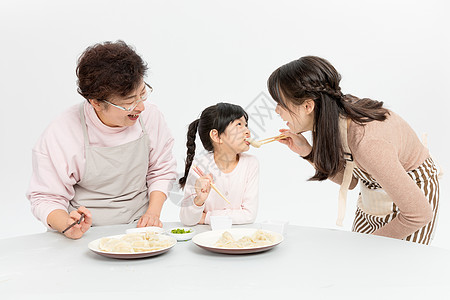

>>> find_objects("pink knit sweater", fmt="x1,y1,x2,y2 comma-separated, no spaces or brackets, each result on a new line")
330,111,433,239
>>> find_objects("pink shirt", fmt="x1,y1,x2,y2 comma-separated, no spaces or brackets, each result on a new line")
27,101,177,228
180,152,259,226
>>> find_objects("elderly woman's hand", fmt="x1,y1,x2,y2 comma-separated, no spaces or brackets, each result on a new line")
137,213,163,228
63,206,92,239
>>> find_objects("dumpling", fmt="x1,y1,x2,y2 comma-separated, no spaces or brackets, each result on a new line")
99,238,133,253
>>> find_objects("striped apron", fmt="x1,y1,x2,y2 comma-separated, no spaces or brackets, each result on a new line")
351,158,440,245
336,117,440,245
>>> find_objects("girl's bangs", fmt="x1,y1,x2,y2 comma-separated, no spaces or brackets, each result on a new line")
216,103,248,133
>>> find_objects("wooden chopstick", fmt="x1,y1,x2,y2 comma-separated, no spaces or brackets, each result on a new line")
258,134,287,145
192,165,205,177
192,165,231,204
257,134,286,143
209,185,231,205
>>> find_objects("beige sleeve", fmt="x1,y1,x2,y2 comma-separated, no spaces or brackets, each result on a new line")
354,138,432,239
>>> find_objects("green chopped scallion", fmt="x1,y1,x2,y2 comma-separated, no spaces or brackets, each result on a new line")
171,228,191,234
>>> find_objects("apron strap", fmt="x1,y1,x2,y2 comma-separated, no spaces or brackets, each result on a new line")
421,133,444,179
78,102,148,147
138,114,147,135
336,117,355,226
79,103,90,148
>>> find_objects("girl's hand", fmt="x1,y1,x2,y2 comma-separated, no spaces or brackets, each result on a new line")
194,174,213,206
63,206,92,239
199,212,207,224
279,129,312,157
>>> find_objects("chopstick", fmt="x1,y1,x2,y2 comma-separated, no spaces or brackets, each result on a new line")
258,134,287,145
191,165,231,204
62,213,85,234
247,132,303,148
257,134,287,143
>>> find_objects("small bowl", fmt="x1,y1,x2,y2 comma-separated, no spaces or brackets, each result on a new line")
126,226,164,235
167,227,195,241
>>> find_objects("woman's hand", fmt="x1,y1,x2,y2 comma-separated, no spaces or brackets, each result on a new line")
137,213,163,228
194,174,213,206
63,206,92,239
278,129,312,157
137,191,166,228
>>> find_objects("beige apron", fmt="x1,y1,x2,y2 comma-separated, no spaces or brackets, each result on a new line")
337,117,440,244
336,117,355,226
69,104,150,226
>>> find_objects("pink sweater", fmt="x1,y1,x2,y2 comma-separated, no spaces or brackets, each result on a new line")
179,153,259,225
330,111,433,239
27,101,177,228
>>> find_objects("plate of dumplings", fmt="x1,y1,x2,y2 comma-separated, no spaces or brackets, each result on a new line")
88,231,176,259
192,228,283,254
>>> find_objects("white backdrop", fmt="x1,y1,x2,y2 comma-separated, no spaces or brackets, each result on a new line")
1,0,449,249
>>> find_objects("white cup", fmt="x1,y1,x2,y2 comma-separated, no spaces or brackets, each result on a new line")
210,216,232,231
260,220,289,235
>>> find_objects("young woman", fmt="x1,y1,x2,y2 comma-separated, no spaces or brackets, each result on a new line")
268,56,439,244
27,41,177,239
179,103,259,226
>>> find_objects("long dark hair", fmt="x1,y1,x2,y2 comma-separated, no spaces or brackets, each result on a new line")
178,103,249,189
268,56,389,181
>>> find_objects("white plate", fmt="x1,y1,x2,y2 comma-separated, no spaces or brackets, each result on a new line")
88,234,176,259
167,227,195,241
192,228,283,254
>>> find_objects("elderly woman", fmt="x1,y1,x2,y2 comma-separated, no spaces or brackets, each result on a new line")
27,41,177,239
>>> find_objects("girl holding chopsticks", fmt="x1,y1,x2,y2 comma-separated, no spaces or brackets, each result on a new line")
268,56,440,244
179,103,259,226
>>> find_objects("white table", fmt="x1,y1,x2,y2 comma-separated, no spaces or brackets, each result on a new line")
1,222,449,299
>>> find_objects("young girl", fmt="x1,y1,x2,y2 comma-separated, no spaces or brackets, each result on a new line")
179,103,259,226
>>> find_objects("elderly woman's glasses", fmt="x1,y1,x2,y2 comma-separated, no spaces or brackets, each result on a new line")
102,83,153,112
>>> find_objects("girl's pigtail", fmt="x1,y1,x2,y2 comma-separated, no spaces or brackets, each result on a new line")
179,119,200,189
